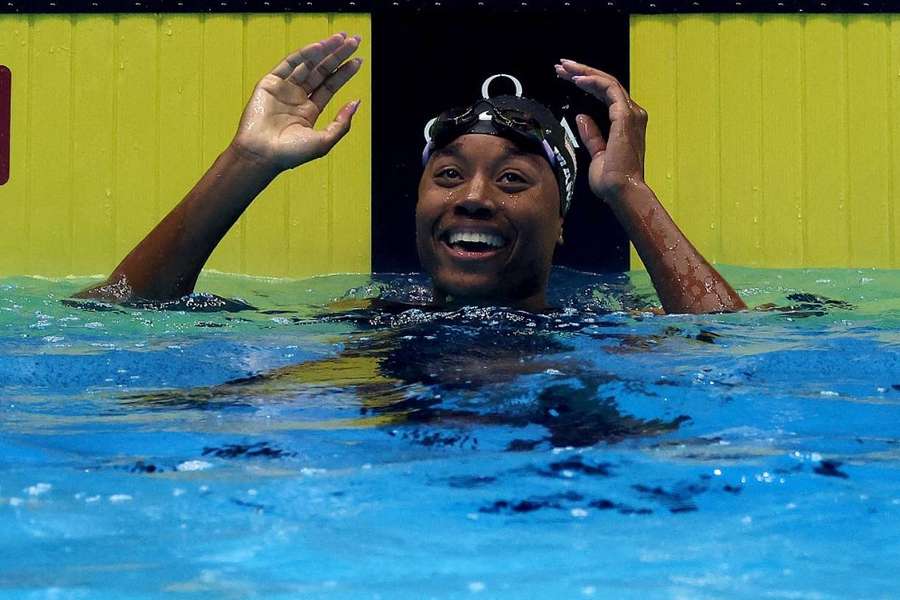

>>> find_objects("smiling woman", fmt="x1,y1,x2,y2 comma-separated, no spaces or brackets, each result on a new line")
417,135,563,312
74,32,745,314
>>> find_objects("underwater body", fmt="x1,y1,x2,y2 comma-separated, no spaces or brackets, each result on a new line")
1,266,899,599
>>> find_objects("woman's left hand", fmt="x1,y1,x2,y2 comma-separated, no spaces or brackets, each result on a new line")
555,60,648,204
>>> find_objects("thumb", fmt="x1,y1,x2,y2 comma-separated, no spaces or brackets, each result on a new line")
576,114,606,158
319,99,361,154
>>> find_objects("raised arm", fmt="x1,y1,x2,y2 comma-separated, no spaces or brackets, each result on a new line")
76,33,363,303
555,59,745,314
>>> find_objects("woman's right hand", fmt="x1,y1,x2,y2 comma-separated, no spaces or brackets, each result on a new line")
231,33,364,172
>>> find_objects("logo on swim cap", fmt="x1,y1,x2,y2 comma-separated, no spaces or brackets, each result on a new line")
481,74,524,99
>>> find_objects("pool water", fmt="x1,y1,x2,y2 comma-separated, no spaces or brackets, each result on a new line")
1,267,898,599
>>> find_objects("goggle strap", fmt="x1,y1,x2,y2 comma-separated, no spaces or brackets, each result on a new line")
422,141,435,167
541,140,557,168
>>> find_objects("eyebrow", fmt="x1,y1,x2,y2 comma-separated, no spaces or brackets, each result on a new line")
431,141,542,164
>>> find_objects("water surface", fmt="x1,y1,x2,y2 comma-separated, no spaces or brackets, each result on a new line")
1,267,898,599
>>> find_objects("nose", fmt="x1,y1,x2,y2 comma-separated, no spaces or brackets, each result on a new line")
453,172,496,220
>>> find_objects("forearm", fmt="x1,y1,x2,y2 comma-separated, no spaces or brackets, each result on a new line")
608,178,746,314
76,144,279,302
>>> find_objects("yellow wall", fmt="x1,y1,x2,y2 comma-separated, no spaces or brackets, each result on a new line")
3,12,898,276
631,13,899,269
0,13,371,278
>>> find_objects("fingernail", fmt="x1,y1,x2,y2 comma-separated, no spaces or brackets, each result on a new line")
354,57,364,65
339,31,348,37
560,58,574,64
572,75,584,81
354,35,362,42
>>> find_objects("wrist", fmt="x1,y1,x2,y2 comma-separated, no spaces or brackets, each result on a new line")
226,139,283,178
599,175,651,208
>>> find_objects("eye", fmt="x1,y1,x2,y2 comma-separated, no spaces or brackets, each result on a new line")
435,167,462,180
498,171,528,185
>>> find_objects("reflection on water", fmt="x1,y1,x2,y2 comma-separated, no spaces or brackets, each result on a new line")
120,295,705,449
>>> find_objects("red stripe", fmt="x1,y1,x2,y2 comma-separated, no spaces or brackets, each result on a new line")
0,66,9,186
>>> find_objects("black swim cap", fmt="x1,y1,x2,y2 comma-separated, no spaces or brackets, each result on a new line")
423,95,578,215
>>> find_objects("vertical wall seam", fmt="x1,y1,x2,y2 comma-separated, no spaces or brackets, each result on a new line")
154,14,161,222
672,16,679,224
888,17,897,267
199,14,205,175
715,14,723,263
757,14,765,263
24,15,33,273
68,14,75,274
799,15,808,267
111,15,119,267
842,15,852,267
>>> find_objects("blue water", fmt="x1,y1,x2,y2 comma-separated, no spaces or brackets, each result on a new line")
1,267,898,599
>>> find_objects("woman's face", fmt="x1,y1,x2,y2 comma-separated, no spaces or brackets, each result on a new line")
416,134,563,310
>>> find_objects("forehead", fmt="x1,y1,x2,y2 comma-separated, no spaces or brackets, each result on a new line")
431,134,548,169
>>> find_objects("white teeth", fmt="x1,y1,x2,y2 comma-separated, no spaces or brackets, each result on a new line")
447,231,505,248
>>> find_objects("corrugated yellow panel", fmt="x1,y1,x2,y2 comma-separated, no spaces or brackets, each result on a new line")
632,13,898,268
114,15,160,263
158,15,203,225
847,15,891,267
803,15,850,267
328,13,371,274
628,15,677,271
719,14,762,265
0,12,371,278
891,16,900,267
285,14,332,277
0,16,30,274
71,15,116,275
200,14,244,274
28,16,73,275
674,15,720,263
760,15,804,267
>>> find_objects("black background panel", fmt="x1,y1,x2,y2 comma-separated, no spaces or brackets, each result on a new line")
371,4,631,273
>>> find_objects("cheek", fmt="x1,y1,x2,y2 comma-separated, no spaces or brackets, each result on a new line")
516,196,561,245
415,195,438,239
414,195,443,267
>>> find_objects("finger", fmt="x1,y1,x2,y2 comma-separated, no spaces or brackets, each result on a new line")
271,33,346,79
294,35,360,94
554,63,576,82
317,99,361,155
309,57,363,113
576,114,606,157
558,58,619,82
632,100,649,125
571,74,631,112
559,59,630,104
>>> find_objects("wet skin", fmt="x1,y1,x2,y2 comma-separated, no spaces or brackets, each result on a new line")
416,134,564,312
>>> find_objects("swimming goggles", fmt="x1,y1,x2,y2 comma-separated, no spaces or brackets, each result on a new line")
423,99,558,168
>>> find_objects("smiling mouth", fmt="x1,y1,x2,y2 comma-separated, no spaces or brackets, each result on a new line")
440,230,509,257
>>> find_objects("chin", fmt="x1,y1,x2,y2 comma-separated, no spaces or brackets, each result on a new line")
432,269,500,300
431,267,544,308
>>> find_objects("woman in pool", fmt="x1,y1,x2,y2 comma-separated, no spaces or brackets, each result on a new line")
76,32,745,314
